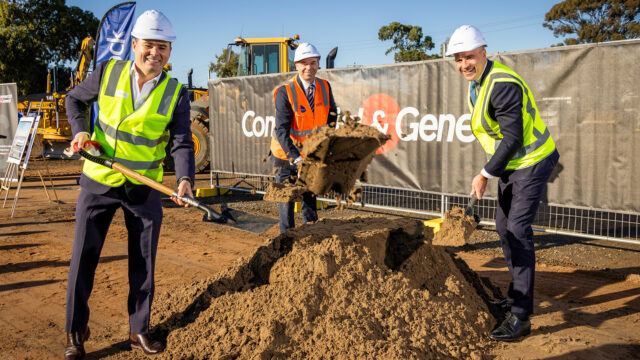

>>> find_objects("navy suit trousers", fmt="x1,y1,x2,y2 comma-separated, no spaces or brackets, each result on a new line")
272,157,318,234
496,150,559,317
65,184,162,334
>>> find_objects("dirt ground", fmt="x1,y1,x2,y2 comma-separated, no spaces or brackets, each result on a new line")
0,159,639,359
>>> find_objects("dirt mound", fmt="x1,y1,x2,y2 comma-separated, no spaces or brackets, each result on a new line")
147,217,494,359
433,207,478,246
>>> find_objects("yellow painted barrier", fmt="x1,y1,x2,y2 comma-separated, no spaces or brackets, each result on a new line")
424,218,443,234
195,188,231,197
294,200,327,212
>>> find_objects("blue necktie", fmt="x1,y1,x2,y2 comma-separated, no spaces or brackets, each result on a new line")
307,83,315,112
470,81,479,106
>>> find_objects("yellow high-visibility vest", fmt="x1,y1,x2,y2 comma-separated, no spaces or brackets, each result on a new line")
83,59,182,186
469,61,556,170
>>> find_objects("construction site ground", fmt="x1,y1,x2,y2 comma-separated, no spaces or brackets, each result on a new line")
0,159,639,359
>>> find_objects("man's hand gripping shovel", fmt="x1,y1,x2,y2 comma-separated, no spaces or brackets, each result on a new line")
66,140,234,225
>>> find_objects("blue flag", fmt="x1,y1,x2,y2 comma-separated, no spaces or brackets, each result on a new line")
94,2,137,67
91,2,136,133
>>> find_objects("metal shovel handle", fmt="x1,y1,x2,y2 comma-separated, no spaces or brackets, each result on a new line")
465,197,476,216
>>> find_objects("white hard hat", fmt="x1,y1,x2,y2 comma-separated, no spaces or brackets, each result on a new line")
445,25,487,56
131,10,176,42
294,43,321,62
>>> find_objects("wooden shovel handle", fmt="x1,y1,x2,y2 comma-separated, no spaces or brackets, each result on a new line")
111,162,175,197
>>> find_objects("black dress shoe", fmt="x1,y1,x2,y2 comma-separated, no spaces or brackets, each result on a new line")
64,326,90,360
130,333,165,355
489,313,531,341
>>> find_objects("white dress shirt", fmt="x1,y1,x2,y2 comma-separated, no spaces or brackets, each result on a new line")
131,65,162,110
298,76,314,93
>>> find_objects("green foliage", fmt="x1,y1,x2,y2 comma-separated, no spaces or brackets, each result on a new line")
0,0,98,94
378,22,438,62
543,0,640,45
209,48,238,78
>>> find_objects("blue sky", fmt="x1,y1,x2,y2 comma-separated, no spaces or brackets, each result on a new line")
67,0,565,88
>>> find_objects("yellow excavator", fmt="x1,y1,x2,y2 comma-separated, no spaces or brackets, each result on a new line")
16,36,95,159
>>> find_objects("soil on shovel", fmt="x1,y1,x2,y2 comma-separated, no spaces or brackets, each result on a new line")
298,119,389,195
129,217,495,360
433,207,478,247
265,117,390,202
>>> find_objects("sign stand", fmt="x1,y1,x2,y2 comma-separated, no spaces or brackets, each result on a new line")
0,162,19,206
33,158,60,205
0,107,58,217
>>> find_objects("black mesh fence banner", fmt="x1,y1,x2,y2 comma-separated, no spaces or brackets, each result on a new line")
209,39,640,213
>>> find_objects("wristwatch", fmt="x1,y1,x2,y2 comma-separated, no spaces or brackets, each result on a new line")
177,176,194,188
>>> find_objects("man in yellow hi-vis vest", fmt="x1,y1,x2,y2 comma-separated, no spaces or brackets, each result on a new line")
62,10,194,358
447,25,559,342
271,43,337,233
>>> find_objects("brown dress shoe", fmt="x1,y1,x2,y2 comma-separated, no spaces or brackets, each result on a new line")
130,333,165,355
64,326,90,360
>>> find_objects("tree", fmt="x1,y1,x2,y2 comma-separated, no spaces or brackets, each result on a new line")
0,0,98,94
378,22,438,62
209,48,238,78
543,0,640,46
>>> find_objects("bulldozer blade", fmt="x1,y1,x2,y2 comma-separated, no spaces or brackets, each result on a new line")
203,208,277,234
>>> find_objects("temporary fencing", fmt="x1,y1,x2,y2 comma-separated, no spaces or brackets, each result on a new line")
211,170,639,244
208,39,640,244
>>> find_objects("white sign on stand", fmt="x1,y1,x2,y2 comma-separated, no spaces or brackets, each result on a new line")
0,83,19,177
7,116,34,165
0,114,53,217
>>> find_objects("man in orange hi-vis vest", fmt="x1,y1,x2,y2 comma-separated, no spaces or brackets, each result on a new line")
270,42,337,233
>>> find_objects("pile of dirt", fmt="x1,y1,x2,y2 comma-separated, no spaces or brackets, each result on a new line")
433,207,478,247
148,217,494,359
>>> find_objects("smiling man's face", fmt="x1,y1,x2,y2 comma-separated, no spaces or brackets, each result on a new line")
132,38,171,78
295,57,319,83
454,46,487,82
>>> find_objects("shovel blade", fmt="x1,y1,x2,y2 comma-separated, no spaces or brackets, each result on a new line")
203,208,277,234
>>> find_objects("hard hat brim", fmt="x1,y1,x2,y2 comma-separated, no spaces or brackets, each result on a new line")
294,55,321,63
131,30,175,43
445,44,486,57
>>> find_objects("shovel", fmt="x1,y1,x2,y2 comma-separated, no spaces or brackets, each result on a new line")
465,196,481,224
73,142,277,233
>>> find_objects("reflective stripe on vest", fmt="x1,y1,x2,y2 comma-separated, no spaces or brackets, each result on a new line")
270,77,331,160
94,118,171,148
469,61,556,170
83,59,182,185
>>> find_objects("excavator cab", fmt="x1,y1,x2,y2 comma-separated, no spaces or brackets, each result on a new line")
229,35,300,76
228,35,338,77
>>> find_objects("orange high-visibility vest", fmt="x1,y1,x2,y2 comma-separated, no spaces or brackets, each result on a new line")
270,77,331,160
